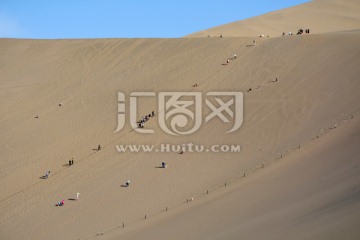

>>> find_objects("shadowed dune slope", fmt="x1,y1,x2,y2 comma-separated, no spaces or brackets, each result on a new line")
111,110,360,240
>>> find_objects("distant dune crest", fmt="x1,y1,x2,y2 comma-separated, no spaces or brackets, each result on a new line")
186,0,360,38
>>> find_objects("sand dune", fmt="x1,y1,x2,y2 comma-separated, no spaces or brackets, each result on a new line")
187,0,360,38
112,115,360,240
1,1,360,240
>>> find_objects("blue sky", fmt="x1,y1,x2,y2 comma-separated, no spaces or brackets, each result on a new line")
0,0,310,39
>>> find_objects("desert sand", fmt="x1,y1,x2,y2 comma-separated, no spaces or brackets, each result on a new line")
112,116,360,240
0,0,360,239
